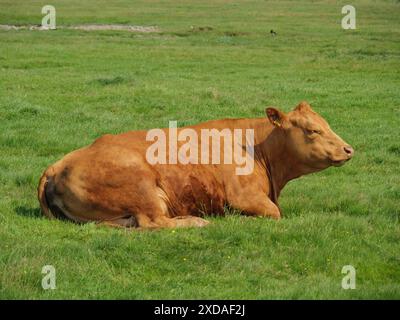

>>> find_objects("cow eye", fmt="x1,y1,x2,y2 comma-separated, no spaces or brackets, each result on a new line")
306,129,321,135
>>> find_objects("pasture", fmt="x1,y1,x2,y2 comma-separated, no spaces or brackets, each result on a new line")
0,0,399,299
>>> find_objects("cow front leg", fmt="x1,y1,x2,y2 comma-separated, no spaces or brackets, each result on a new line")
136,214,210,229
230,196,281,220
172,215,210,227
96,215,138,229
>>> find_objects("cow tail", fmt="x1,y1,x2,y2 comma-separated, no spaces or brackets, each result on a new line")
37,166,56,219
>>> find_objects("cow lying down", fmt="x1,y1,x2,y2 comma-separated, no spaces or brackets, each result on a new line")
38,101,353,229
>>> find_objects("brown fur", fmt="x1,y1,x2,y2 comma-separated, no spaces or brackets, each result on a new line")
37,102,353,229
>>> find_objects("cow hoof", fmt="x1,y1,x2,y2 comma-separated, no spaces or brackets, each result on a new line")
193,217,210,227
172,216,210,228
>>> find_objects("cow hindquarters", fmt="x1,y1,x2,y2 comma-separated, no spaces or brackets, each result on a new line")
38,161,210,229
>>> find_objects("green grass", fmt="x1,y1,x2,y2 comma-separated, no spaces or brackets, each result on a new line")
0,0,399,299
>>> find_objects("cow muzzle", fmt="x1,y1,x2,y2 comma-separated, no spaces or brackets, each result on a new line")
331,145,354,166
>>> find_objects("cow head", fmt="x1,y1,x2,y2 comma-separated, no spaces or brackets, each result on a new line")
266,101,354,172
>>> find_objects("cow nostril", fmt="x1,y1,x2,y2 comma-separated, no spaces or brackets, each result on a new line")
343,146,354,156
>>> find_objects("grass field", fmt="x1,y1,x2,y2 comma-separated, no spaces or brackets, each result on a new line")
0,0,399,299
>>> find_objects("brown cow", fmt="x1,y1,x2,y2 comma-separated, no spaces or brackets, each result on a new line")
38,101,353,229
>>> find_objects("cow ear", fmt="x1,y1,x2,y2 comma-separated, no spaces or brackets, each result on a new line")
295,101,313,113
266,107,286,128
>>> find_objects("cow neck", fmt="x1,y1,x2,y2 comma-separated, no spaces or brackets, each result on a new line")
254,123,303,201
